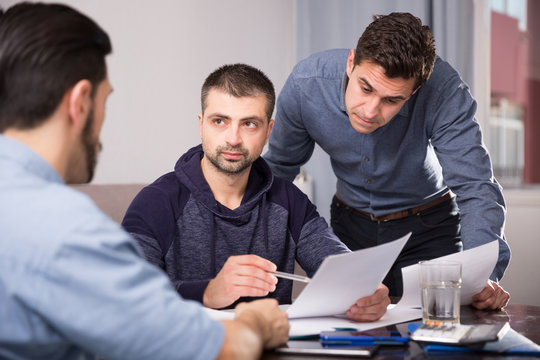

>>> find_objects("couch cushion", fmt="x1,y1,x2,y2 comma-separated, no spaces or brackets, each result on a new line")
70,184,146,224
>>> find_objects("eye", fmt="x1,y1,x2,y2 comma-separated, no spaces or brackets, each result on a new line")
213,118,224,125
384,98,398,104
361,86,372,94
244,121,257,129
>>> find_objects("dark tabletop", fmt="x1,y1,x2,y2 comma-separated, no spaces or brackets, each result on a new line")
262,304,540,360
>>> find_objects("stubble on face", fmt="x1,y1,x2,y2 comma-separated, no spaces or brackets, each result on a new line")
66,106,101,184
82,137,101,183
203,143,255,175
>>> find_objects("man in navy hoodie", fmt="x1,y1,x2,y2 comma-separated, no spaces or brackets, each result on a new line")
123,64,390,322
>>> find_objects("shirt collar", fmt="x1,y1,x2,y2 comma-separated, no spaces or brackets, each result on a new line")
0,135,64,184
339,70,348,113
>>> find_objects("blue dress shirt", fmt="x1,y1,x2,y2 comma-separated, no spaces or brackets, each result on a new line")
0,135,224,360
264,49,510,281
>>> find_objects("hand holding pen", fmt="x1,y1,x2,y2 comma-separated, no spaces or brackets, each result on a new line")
203,254,278,309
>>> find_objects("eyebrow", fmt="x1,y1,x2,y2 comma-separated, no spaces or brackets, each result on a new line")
207,113,231,120
360,77,409,101
207,113,266,122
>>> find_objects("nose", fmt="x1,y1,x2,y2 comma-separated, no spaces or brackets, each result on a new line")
363,96,381,119
226,124,242,146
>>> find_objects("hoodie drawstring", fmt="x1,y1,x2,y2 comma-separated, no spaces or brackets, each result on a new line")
262,193,269,253
210,214,216,274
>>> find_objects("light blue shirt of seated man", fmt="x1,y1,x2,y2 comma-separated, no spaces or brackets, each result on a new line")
0,135,224,360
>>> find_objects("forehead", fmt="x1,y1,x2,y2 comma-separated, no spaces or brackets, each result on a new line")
203,89,268,117
352,61,416,96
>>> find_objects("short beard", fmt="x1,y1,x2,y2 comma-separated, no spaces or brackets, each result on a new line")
204,145,253,175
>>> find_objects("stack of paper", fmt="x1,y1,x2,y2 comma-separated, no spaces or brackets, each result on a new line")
204,234,500,338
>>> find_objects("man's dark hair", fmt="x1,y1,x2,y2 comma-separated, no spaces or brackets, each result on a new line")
201,64,275,121
0,2,112,132
354,12,436,90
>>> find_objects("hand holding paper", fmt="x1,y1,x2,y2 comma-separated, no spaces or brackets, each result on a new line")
472,280,510,310
286,233,411,319
346,283,391,322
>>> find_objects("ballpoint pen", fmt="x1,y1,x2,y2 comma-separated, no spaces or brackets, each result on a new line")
271,270,311,283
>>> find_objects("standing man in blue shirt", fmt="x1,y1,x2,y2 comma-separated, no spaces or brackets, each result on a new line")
0,3,288,360
264,12,510,309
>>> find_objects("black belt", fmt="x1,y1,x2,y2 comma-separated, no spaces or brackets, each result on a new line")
335,192,454,222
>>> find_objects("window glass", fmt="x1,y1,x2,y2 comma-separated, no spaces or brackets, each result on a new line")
489,0,533,185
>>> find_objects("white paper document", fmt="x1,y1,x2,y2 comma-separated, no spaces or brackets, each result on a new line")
203,304,422,337
286,233,411,318
398,240,499,307
286,240,498,336
288,305,422,337
203,307,234,321
203,238,499,338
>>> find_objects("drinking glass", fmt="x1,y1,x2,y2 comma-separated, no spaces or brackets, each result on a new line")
419,260,462,326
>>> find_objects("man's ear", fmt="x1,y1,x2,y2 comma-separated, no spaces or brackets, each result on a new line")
68,79,92,131
198,112,203,137
346,49,356,77
264,119,274,145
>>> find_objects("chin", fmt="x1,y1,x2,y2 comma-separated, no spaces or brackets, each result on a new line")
351,122,376,134
65,172,89,185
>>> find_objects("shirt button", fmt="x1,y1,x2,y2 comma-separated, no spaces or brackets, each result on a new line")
366,179,372,184
364,157,370,162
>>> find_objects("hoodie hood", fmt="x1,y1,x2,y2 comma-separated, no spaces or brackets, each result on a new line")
174,144,274,219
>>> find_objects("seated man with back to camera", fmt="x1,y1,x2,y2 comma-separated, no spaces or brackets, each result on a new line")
0,3,289,359
122,63,390,321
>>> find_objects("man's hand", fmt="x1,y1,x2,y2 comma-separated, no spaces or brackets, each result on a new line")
218,299,289,359
203,254,278,309
346,284,390,322
235,298,290,349
471,280,510,310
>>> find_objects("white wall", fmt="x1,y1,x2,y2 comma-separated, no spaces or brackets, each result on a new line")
500,188,540,306
0,0,296,184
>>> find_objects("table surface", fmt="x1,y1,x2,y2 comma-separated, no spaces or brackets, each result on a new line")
262,304,540,359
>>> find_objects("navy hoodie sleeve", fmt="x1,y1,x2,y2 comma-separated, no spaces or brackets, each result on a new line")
122,183,177,267
269,178,350,277
288,186,350,277
122,176,210,303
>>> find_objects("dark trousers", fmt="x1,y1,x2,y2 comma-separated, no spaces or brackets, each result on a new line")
330,195,462,297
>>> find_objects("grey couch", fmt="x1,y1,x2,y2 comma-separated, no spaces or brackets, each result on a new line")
70,183,146,224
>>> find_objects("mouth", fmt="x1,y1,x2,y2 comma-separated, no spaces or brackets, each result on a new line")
352,113,376,126
221,151,244,161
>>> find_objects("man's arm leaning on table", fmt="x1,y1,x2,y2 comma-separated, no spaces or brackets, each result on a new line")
426,67,510,310
220,299,289,359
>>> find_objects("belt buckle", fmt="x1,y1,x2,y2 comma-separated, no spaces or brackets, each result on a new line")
370,212,391,223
